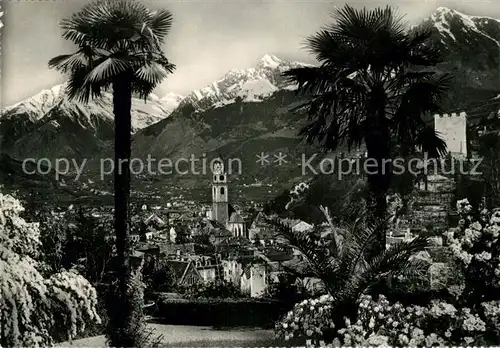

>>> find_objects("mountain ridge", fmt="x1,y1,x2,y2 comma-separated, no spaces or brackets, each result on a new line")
2,7,500,199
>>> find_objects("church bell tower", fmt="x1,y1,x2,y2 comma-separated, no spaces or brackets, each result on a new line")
212,160,229,224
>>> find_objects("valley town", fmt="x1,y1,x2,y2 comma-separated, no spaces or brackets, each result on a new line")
1,1,500,347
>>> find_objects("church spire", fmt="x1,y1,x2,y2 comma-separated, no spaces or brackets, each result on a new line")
211,158,229,224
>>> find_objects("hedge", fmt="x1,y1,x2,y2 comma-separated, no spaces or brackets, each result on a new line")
155,296,292,328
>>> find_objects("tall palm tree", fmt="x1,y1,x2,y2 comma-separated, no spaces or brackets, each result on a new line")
49,0,175,345
284,5,450,256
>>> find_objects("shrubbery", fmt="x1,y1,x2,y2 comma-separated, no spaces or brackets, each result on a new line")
264,273,310,304
274,198,500,346
0,194,101,347
180,279,245,299
142,257,176,295
156,297,287,328
444,198,500,303
277,293,500,346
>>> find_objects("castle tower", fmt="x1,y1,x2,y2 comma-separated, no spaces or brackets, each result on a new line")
212,160,229,224
434,112,467,158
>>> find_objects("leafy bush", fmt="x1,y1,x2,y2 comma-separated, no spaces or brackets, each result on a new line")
275,294,337,342
38,209,115,284
264,273,309,304
336,294,494,346
268,175,367,225
0,194,101,347
142,257,176,294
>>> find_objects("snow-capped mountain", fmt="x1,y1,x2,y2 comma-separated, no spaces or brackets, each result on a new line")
160,92,185,106
0,84,184,160
1,84,184,132
2,7,500,183
422,7,500,72
427,7,500,44
3,85,67,122
178,54,310,111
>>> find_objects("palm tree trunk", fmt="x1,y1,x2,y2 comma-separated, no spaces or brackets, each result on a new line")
365,100,391,258
107,71,138,347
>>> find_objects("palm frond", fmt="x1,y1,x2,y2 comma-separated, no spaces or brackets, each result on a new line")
135,60,175,85
267,218,338,281
283,66,335,94
394,73,451,117
148,9,174,41
50,0,176,103
354,235,430,292
131,79,157,101
319,205,342,255
391,73,451,154
404,26,443,67
282,4,450,160
48,51,89,73
85,56,132,84
415,126,448,158
296,90,366,151
65,66,107,103
396,257,432,280
305,30,364,69
337,217,388,281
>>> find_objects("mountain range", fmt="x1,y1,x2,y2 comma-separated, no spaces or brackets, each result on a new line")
1,7,500,203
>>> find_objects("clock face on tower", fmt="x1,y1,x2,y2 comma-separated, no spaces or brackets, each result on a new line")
212,161,223,174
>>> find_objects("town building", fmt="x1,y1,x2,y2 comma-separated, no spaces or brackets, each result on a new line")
167,259,202,286
222,255,268,297
195,256,220,283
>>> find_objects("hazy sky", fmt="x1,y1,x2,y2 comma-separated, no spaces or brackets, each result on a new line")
2,0,499,106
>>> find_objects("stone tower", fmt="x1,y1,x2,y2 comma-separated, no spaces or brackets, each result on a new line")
434,112,467,157
212,160,229,224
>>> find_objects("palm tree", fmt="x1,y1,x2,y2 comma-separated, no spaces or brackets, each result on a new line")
49,0,175,345
284,5,450,256
268,206,431,330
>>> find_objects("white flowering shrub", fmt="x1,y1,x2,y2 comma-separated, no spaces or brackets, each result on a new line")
444,199,500,299
285,181,310,210
275,294,336,342
278,294,491,347
0,193,101,347
276,291,500,345
274,198,500,346
481,300,500,328
456,198,473,215
338,295,492,346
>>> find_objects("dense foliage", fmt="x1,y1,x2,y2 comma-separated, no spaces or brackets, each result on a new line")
264,273,309,304
0,194,101,347
271,206,431,330
274,198,500,345
39,209,115,284
142,257,176,294
278,293,500,346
